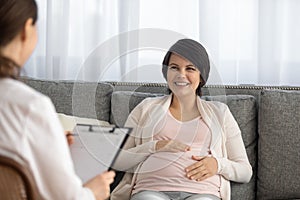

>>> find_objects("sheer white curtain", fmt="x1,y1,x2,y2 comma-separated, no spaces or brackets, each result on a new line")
197,0,300,86
138,0,300,86
25,0,140,81
24,0,300,86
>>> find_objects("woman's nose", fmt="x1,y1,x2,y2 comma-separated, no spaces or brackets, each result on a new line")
177,69,186,77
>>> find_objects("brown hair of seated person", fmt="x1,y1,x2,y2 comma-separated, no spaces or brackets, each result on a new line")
0,0,38,79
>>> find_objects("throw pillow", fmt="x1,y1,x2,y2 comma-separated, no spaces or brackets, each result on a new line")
23,78,113,122
203,95,257,200
110,91,163,126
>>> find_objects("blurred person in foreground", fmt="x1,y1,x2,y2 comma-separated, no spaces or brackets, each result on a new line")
0,0,115,199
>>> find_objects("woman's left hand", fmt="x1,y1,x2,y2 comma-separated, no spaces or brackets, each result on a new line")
185,155,218,181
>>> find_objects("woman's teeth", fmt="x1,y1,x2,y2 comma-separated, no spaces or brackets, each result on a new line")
175,82,189,86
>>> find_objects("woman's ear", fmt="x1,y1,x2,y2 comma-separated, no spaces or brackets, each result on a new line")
20,18,35,42
18,18,37,66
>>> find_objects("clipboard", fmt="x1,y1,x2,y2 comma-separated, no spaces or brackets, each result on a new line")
70,124,131,182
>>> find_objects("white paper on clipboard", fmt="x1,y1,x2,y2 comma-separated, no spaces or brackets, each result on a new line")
70,124,130,182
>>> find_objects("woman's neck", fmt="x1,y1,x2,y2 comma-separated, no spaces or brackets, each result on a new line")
171,94,197,110
1,36,22,67
169,94,200,121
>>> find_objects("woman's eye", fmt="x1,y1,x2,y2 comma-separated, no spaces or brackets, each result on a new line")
169,66,178,70
186,67,196,71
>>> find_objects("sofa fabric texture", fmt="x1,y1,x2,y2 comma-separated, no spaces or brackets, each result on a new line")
21,77,300,200
23,78,113,122
258,89,300,199
203,95,257,200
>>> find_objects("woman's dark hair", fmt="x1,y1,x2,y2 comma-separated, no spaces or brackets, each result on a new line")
163,51,205,97
162,39,210,97
0,0,38,79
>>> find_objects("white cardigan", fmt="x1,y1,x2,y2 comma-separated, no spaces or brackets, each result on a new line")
111,95,252,200
112,95,252,200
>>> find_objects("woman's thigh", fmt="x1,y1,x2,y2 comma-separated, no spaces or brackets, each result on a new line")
184,193,220,200
131,191,170,200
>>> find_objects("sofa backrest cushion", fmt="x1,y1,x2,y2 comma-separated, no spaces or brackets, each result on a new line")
202,95,257,200
257,89,300,199
110,91,257,199
23,78,114,122
110,91,164,126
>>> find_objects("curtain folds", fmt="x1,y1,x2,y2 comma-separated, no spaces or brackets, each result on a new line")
24,0,300,86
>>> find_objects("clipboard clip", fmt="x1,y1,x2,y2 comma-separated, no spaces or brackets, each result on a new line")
109,125,120,133
77,124,119,133
88,125,94,132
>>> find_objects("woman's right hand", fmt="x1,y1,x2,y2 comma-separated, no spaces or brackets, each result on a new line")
84,170,115,200
155,140,190,152
65,131,74,146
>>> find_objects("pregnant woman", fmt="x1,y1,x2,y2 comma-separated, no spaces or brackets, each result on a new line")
111,38,252,200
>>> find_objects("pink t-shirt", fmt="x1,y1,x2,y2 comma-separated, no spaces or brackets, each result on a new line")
133,111,221,197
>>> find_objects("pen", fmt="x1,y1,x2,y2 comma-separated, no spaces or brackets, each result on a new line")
66,133,79,137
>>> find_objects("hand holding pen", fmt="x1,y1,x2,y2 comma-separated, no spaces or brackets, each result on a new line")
65,131,74,146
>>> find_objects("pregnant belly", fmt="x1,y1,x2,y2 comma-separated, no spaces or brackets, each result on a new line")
134,149,220,195
138,150,204,177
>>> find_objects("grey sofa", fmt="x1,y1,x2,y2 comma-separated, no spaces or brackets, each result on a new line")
22,77,300,200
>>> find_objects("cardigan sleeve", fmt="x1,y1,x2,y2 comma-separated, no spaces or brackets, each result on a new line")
112,99,157,171
215,105,252,183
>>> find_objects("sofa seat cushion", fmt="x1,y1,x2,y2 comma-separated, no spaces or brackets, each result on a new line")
110,91,257,200
257,89,300,199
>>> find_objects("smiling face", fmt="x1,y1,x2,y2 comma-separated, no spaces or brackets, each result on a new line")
167,53,200,98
